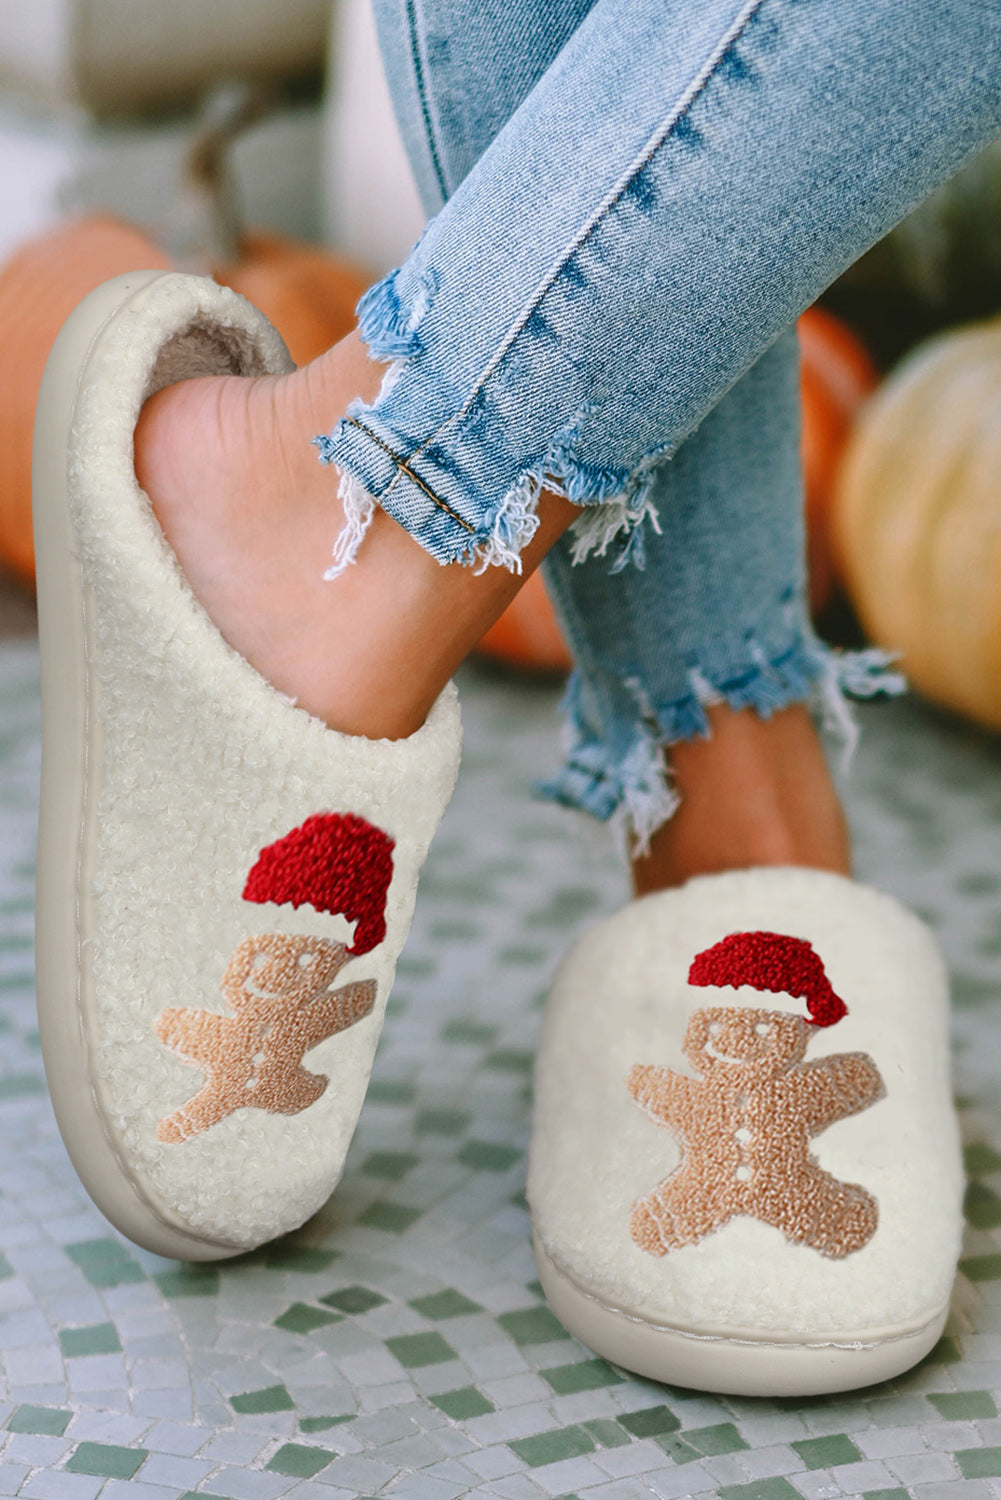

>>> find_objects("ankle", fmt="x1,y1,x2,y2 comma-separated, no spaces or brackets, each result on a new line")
631,702,851,897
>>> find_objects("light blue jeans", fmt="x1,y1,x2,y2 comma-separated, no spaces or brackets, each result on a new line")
318,0,1001,845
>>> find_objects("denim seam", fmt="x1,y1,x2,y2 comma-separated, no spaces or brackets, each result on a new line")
340,416,477,534
328,0,769,570
404,0,770,460
405,0,450,205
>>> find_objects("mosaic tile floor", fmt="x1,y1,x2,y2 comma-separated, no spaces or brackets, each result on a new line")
2,638,1001,1500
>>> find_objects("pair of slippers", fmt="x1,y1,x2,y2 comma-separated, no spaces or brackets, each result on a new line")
32,271,961,1397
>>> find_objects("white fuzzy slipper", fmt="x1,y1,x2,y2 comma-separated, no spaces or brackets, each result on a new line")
32,271,461,1261
528,867,962,1396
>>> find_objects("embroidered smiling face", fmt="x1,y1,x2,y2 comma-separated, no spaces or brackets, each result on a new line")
221,934,348,1019
628,931,885,1260
684,1006,808,1079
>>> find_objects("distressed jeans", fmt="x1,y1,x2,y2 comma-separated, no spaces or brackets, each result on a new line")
318,0,1001,845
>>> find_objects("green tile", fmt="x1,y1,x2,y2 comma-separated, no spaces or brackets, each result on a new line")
58,1322,121,1357
497,1306,567,1345
153,1266,219,1297
655,1435,702,1463
264,1245,339,1272
924,1335,962,1364
718,1484,802,1500
792,1434,861,1469
0,1252,13,1279
230,1384,295,1414
964,1142,1001,1175
458,1141,522,1171
928,1389,997,1420
409,1289,483,1320
510,1426,595,1468
861,1490,910,1499
362,1151,419,1180
416,1108,470,1135
65,1443,147,1479
429,919,479,941
960,1253,1001,1281
0,971,32,990
0,933,32,952
433,1387,495,1420
273,1302,343,1334
0,1074,45,1098
7,1405,72,1435
526,887,599,928
957,1448,1001,1479
964,1181,1001,1228
366,1079,416,1105
386,1332,456,1367
440,1020,497,1044
396,955,436,978
541,1358,623,1395
618,1406,680,1438
498,944,547,965
357,1202,421,1233
266,1444,333,1478
320,1285,388,1315
299,1415,354,1433
483,1048,534,1073
685,1422,750,1455
582,1419,631,1449
0,895,34,913
64,1238,145,1288
525,1279,545,1298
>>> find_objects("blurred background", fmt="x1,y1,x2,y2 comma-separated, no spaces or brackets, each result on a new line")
0,6,1000,1499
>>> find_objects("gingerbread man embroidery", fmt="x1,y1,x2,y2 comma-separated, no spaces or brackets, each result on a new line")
154,811,394,1143
155,933,376,1142
628,931,885,1260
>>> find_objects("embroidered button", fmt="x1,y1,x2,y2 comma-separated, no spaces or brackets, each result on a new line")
628,931,886,1260
154,811,395,1143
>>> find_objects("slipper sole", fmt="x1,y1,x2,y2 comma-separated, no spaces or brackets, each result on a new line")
33,271,461,1259
528,867,962,1395
534,1233,947,1397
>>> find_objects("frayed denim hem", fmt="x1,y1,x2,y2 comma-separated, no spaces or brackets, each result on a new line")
537,636,906,856
312,268,668,578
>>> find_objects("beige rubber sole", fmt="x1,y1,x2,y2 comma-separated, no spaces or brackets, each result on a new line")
534,1234,948,1397
32,271,278,1260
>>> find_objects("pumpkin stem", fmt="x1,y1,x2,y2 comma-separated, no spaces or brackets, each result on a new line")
160,80,279,271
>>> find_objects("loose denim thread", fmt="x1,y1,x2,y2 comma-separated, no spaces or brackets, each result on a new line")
318,267,672,576
540,637,906,855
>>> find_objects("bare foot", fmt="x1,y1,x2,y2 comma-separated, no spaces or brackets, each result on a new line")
134,329,577,740
631,702,851,894
135,326,850,885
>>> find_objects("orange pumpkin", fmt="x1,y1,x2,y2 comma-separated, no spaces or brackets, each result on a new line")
214,231,365,368
0,81,368,588
0,215,365,587
797,305,880,612
832,315,1001,729
0,216,172,585
476,567,573,674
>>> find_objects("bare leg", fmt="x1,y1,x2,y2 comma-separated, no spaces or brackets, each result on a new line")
134,330,577,742
632,703,851,896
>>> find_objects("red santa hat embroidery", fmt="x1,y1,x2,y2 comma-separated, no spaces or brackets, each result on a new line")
688,930,847,1027
243,811,395,954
